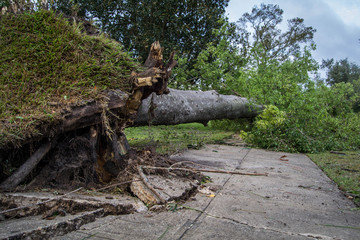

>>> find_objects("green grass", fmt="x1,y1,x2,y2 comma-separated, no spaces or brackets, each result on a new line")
308,151,360,205
124,123,234,154
0,10,139,148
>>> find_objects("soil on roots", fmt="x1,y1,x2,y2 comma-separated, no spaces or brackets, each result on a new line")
26,143,202,195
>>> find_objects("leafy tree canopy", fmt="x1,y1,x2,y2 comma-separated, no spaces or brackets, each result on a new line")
53,0,229,64
173,4,317,93
236,3,316,68
322,58,360,112
322,58,360,85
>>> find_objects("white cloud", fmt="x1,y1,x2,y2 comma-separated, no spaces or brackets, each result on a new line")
326,0,360,27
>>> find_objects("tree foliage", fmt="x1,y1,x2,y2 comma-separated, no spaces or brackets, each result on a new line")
174,4,360,153
174,4,317,95
322,58,360,111
171,19,242,90
52,0,229,64
322,58,360,85
236,4,316,67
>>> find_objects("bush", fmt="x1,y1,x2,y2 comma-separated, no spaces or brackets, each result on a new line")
243,104,360,153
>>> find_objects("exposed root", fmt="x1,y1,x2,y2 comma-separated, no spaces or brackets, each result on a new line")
0,140,53,191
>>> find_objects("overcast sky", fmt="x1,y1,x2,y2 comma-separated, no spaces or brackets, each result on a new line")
226,0,360,66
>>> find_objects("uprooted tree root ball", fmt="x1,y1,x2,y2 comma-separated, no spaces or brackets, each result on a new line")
26,144,203,194
0,9,177,193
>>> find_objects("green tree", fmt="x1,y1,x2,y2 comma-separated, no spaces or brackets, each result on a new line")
236,3,316,68
322,58,360,85
322,58,360,111
174,4,317,98
171,19,243,91
52,0,229,64
177,4,360,153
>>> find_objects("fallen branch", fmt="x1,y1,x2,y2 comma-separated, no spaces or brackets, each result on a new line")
141,166,268,176
137,166,166,203
0,140,53,191
0,187,83,215
167,161,216,177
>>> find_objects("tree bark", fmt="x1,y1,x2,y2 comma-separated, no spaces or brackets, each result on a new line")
133,89,263,126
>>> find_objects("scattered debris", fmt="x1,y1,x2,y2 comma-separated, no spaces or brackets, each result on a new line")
280,155,289,161
149,205,166,212
199,186,216,196
130,165,199,206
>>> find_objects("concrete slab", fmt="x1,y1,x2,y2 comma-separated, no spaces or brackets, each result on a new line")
0,191,144,217
0,192,145,239
180,215,309,240
170,144,250,171
71,145,358,240
56,192,219,240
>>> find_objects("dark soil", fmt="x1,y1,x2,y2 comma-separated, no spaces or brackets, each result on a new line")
12,132,203,195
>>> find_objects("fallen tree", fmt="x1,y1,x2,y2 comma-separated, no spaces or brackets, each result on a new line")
0,48,263,191
0,12,263,192
134,89,263,126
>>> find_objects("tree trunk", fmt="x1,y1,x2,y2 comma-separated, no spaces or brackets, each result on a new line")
133,89,263,126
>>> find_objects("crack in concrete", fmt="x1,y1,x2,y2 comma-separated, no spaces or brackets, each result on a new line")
177,148,251,239
175,147,339,240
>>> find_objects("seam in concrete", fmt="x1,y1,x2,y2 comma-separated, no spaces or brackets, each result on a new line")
176,147,338,240
177,148,251,240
